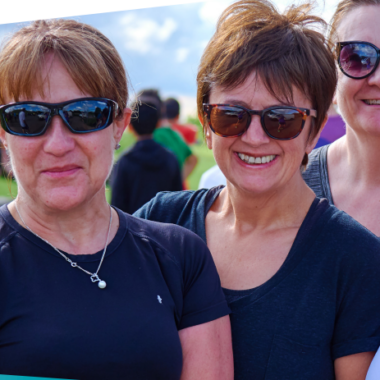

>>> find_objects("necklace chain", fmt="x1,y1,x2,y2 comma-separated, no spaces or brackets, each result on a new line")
14,202,112,289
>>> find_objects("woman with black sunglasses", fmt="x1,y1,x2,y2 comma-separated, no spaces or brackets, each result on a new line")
302,0,380,378
135,1,380,379
0,19,233,380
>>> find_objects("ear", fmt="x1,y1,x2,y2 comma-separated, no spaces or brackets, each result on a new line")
113,108,132,143
198,113,213,150
305,115,328,154
0,128,8,150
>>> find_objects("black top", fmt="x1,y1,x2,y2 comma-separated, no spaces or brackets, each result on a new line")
0,204,230,380
111,139,182,214
302,145,334,203
134,187,380,380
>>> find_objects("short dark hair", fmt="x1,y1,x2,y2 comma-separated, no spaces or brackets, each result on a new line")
130,98,160,135
197,0,337,140
164,98,180,119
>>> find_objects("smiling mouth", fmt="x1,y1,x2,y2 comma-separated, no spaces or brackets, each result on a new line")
363,99,380,105
237,153,276,165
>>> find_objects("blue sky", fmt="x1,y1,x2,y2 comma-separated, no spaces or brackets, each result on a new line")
0,0,339,118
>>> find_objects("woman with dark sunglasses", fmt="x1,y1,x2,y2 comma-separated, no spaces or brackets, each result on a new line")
302,0,380,378
0,19,233,380
135,1,380,379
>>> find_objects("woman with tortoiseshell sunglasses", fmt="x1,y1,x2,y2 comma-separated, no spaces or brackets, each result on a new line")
135,1,380,379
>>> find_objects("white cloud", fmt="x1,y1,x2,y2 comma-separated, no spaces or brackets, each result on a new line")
120,13,178,54
198,0,234,26
176,47,190,62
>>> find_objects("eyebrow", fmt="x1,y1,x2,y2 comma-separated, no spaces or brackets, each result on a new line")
222,99,295,109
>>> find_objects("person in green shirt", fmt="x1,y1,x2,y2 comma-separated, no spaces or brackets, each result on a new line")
139,89,198,181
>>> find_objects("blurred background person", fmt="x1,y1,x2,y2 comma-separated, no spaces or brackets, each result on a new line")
164,97,198,144
111,96,182,214
314,104,346,149
139,89,197,184
198,164,226,189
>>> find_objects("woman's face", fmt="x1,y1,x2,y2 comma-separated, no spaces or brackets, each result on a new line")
0,54,130,211
206,72,319,195
335,5,380,135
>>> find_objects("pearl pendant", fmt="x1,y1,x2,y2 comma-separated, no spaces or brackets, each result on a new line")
98,280,107,289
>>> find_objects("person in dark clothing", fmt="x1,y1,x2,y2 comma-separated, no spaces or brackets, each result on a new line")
134,1,380,379
111,98,182,214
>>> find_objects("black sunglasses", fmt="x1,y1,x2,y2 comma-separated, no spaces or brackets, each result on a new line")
337,41,380,79
203,104,317,140
0,97,119,137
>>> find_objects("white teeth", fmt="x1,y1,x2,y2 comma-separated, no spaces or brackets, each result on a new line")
237,153,276,165
364,99,380,105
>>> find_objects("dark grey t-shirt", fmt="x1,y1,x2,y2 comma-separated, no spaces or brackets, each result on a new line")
302,145,334,204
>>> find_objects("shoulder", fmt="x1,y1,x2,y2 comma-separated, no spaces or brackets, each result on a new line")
0,205,21,249
303,145,328,179
133,187,219,224
122,210,213,271
316,200,380,263
303,145,330,199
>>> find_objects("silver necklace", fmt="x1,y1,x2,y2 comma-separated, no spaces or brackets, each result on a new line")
14,202,112,289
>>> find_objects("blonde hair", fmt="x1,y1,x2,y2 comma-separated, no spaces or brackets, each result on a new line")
330,0,380,42
0,19,128,116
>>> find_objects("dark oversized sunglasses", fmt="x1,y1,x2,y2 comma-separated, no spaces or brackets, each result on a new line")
0,97,119,137
337,41,380,79
203,104,317,140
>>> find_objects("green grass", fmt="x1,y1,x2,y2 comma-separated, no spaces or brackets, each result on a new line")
0,130,216,201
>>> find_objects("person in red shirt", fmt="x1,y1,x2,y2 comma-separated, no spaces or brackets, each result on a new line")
164,98,198,144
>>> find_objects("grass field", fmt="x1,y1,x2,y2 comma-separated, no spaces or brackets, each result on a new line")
0,130,216,201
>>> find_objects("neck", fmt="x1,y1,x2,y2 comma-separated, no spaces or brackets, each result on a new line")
332,128,380,185
137,134,153,141
218,172,316,230
9,189,117,255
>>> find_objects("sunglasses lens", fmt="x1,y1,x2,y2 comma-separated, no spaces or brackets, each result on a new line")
62,100,112,132
2,104,50,135
209,105,248,136
263,108,304,139
340,43,377,78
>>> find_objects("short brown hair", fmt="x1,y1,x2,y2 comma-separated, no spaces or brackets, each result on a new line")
197,0,337,139
330,0,380,42
0,19,128,116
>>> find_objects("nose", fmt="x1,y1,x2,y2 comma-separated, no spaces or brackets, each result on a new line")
42,115,75,156
240,115,271,146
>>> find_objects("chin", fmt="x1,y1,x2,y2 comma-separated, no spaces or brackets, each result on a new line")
41,187,93,211
229,177,276,195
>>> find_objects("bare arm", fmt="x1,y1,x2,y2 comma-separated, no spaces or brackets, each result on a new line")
182,154,198,180
179,315,233,380
335,352,376,380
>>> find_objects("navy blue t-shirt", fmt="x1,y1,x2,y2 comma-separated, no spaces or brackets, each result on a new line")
0,204,230,379
134,186,380,380
111,139,182,214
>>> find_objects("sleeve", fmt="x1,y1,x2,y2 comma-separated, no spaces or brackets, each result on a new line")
331,235,380,359
110,158,130,213
176,231,231,330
